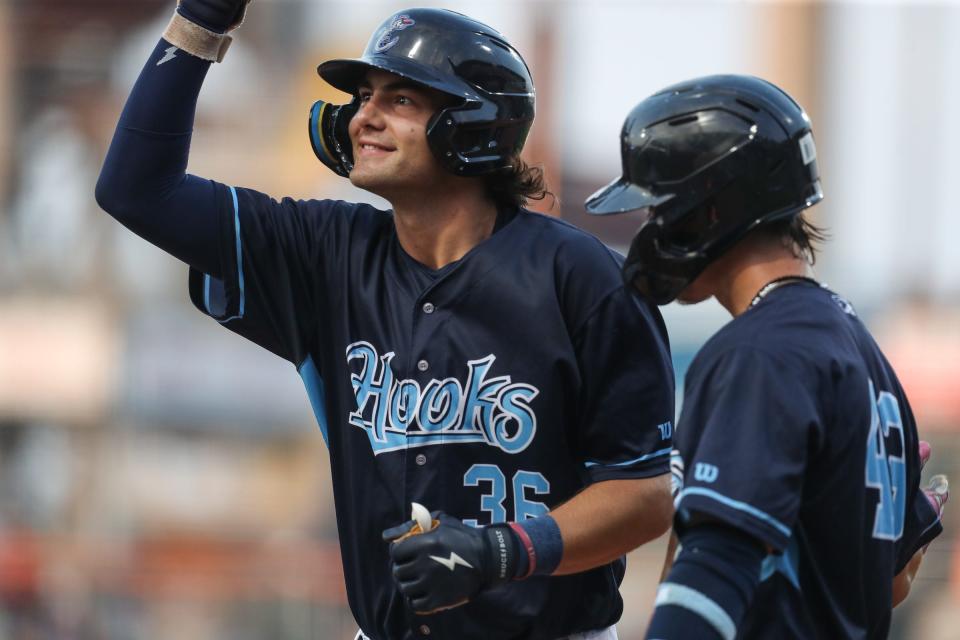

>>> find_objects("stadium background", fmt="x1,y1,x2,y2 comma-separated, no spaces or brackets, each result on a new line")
0,0,958,637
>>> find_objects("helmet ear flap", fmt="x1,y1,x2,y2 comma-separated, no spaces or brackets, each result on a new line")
623,214,713,305
308,98,359,177
426,100,526,176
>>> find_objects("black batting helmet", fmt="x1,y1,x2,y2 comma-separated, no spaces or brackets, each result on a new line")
309,8,535,178
586,74,824,304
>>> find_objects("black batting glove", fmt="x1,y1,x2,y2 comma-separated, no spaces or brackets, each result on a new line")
384,513,521,615
177,0,252,33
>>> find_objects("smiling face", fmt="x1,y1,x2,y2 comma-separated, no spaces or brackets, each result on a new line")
347,69,456,198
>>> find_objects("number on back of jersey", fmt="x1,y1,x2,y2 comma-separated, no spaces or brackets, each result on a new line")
865,379,906,541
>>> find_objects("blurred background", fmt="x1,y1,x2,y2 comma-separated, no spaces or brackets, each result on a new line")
0,0,958,637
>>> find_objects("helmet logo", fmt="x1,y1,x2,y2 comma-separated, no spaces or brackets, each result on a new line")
798,131,817,165
374,15,416,53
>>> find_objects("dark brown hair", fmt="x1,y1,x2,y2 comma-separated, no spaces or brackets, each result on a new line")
761,213,830,264
484,156,555,210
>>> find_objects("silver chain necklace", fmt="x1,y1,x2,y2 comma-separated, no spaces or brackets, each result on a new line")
749,275,821,308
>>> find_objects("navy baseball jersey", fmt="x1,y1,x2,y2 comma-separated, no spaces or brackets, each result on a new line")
189,184,675,639
672,279,941,638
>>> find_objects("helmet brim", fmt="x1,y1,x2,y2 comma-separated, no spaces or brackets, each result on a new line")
318,56,476,102
584,177,673,216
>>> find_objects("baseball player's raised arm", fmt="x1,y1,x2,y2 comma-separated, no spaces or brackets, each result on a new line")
95,1,252,277
96,1,336,364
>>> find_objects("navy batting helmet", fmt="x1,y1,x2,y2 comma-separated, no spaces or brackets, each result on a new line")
309,8,535,178
586,75,824,304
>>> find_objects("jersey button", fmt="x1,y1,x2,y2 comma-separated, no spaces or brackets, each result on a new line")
422,302,435,314
415,453,427,466
419,625,431,635
417,359,429,372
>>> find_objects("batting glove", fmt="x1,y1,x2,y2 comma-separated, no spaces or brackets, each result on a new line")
177,0,253,33
384,512,520,615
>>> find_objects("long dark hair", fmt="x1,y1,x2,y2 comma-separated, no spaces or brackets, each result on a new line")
484,156,555,210
762,213,830,264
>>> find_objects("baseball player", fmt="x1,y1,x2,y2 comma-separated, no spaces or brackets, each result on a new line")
96,3,676,639
586,75,947,639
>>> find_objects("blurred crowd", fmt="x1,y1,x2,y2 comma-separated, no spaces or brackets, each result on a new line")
0,1,958,638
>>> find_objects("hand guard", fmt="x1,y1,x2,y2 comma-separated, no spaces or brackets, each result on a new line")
384,512,520,615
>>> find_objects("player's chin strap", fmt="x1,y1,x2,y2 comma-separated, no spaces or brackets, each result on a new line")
308,98,358,177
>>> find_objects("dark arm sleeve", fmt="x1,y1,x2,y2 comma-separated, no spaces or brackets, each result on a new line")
96,37,349,364
95,38,221,276
575,288,676,482
647,524,765,640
